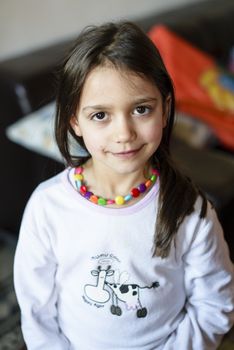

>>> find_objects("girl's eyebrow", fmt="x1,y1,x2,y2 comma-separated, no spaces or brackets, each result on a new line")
134,97,159,104
82,97,158,112
82,104,112,112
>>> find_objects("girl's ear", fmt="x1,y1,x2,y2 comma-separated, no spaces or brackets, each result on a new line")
70,115,82,137
163,95,172,128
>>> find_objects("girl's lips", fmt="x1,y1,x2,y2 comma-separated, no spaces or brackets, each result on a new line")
111,146,143,158
116,150,138,155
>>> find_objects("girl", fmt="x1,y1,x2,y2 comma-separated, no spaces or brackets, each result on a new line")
14,22,234,349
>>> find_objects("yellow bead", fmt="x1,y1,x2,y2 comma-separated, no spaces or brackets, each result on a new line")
115,196,125,205
74,174,83,181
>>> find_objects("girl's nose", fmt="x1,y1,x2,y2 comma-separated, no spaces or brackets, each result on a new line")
114,116,136,143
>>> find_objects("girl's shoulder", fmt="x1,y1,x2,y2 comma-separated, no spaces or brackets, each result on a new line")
35,168,67,192
177,195,225,256
19,169,70,230
26,168,69,206
183,194,217,227
193,196,218,227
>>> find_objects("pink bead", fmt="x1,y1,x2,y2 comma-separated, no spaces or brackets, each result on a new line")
75,167,83,174
152,169,159,176
107,199,115,205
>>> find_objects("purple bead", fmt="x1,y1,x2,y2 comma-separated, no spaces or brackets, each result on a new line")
84,191,93,199
138,183,146,193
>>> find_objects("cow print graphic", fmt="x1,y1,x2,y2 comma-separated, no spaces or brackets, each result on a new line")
84,265,160,318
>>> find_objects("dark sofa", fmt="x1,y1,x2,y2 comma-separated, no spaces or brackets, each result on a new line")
0,0,234,259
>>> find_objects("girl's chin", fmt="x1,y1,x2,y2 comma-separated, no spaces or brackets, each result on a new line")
105,162,149,176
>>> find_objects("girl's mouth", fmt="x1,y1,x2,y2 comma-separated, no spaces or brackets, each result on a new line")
111,146,143,158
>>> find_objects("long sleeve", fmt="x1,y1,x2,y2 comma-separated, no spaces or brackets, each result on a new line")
13,172,234,349
14,191,70,350
164,202,234,350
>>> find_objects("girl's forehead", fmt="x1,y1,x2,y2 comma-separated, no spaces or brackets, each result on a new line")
80,65,161,101
86,65,152,85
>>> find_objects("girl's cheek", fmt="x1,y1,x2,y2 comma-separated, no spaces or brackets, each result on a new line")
146,126,163,142
83,135,104,151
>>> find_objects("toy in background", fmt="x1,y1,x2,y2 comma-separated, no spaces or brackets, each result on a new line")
148,25,234,151
200,68,234,113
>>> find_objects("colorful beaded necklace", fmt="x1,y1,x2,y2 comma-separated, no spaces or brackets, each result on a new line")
73,166,159,206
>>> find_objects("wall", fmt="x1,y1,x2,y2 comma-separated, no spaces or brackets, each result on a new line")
0,0,204,61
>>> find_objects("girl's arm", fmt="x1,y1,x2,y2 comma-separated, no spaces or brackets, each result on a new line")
164,201,234,350
14,191,70,350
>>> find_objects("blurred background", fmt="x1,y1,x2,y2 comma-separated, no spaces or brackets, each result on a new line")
0,0,234,349
0,0,200,61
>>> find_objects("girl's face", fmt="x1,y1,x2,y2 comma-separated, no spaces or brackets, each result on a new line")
71,66,169,176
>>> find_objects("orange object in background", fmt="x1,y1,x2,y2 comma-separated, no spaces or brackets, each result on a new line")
148,25,234,150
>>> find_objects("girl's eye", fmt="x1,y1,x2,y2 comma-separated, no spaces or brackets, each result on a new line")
91,112,107,121
134,105,151,116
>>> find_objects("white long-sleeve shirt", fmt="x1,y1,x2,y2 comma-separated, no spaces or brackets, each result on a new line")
14,168,234,350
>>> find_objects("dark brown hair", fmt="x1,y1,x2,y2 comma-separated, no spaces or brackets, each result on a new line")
55,21,207,258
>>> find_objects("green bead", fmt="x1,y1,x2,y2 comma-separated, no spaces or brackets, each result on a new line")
150,174,156,182
98,197,107,206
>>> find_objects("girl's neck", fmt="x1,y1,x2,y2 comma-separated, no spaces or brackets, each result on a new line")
82,159,151,200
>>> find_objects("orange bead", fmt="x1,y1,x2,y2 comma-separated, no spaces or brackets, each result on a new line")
145,180,152,188
90,195,98,204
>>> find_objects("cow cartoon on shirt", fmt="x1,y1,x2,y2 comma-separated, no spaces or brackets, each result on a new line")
84,265,159,318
